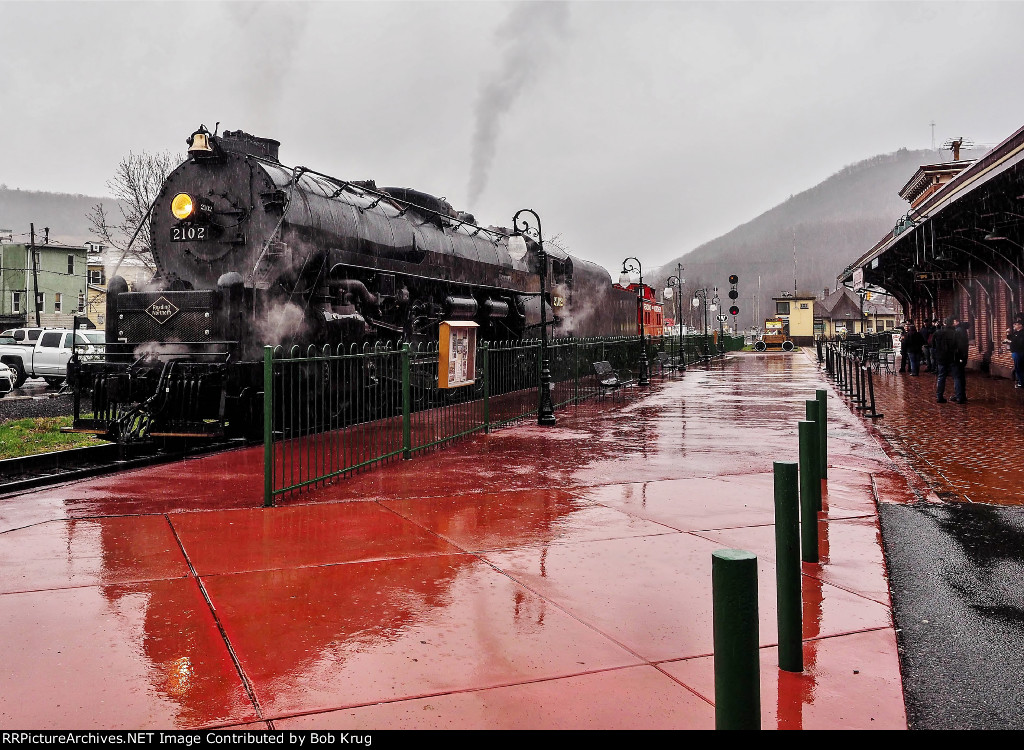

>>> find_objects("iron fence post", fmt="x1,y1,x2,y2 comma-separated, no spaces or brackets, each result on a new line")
263,346,273,508
402,343,411,458
482,342,490,433
574,340,580,404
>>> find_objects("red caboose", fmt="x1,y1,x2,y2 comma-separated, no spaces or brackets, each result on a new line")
619,283,664,337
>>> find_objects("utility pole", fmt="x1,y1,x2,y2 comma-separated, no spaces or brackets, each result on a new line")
30,223,41,326
792,229,797,295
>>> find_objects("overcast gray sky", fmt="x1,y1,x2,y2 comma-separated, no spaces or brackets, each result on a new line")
4,1,1024,274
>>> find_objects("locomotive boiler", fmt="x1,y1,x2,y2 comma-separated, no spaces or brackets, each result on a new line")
73,125,639,441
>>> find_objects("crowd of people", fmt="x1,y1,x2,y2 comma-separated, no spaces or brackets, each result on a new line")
898,314,1024,402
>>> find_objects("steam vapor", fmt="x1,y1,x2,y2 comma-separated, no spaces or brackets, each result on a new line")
467,2,570,207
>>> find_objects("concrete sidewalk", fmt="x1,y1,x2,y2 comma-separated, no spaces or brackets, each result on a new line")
0,352,909,729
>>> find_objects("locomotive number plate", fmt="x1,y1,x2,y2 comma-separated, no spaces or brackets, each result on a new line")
171,224,208,242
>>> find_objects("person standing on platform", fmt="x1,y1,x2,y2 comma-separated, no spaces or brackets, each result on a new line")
934,316,963,403
902,323,925,375
952,319,970,403
922,319,937,372
1005,319,1024,388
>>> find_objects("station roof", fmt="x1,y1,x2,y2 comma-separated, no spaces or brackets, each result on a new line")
840,122,1024,304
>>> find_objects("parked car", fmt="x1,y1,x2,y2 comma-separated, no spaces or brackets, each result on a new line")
0,362,14,396
0,329,105,388
0,327,45,344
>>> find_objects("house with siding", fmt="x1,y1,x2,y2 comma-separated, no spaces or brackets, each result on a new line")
0,242,88,329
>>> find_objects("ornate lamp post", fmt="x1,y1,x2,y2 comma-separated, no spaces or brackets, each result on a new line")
511,208,556,426
664,266,685,370
692,288,708,359
620,257,650,385
711,287,722,352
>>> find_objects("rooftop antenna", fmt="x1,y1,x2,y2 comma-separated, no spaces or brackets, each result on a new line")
942,136,974,162
930,120,936,150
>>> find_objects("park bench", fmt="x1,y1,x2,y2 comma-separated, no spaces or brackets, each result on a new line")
653,350,684,375
593,360,635,398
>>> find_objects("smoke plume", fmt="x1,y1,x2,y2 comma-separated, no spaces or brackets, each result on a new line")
255,299,310,347
467,2,570,207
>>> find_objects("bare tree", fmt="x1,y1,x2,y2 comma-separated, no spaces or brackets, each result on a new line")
89,150,183,272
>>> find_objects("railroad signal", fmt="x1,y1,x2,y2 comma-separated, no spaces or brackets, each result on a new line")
729,305,739,316
729,274,739,285
728,289,738,300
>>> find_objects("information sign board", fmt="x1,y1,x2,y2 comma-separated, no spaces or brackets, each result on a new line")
438,321,479,388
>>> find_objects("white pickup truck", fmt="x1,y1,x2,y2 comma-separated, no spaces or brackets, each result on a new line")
0,328,105,388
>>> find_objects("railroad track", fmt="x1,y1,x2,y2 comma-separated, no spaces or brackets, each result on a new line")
0,439,247,496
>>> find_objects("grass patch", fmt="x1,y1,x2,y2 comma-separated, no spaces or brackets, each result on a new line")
0,417,108,460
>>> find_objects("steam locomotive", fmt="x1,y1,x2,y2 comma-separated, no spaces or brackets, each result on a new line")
73,126,656,441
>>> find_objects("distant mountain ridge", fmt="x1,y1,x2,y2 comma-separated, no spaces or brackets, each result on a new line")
652,147,959,329
0,186,118,246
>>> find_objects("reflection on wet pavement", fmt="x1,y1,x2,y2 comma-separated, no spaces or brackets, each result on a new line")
866,364,1024,505
0,351,907,729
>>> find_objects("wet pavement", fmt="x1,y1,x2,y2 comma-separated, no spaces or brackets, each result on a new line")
841,359,1024,729
0,352,911,729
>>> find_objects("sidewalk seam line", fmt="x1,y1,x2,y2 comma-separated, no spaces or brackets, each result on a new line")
164,512,266,724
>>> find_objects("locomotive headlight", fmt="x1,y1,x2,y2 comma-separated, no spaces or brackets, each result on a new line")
171,193,195,220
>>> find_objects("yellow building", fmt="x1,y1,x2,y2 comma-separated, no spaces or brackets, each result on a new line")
770,292,817,345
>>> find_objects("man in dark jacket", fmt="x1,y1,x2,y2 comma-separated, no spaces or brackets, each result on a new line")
934,315,968,403
922,319,937,371
901,323,925,375
953,319,970,402
1005,319,1024,388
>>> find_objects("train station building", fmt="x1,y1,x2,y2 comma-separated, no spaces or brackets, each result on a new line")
841,124,1024,379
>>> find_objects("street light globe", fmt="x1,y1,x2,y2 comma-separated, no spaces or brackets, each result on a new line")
692,297,700,308
508,235,528,262
618,271,632,287
664,287,674,300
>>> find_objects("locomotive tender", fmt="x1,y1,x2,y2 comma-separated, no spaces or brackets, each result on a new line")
74,125,646,441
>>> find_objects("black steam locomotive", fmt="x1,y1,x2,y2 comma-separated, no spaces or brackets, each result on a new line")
73,126,641,441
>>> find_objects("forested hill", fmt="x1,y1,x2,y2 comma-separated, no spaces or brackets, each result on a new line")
651,147,957,329
0,186,117,246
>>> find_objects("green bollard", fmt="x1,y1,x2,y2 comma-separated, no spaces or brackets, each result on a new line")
773,462,803,672
804,401,822,513
798,420,820,563
713,549,761,730
816,388,828,480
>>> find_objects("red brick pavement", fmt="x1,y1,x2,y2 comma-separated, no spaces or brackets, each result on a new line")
834,357,1024,506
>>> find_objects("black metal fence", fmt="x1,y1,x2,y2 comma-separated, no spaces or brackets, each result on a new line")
263,334,713,505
